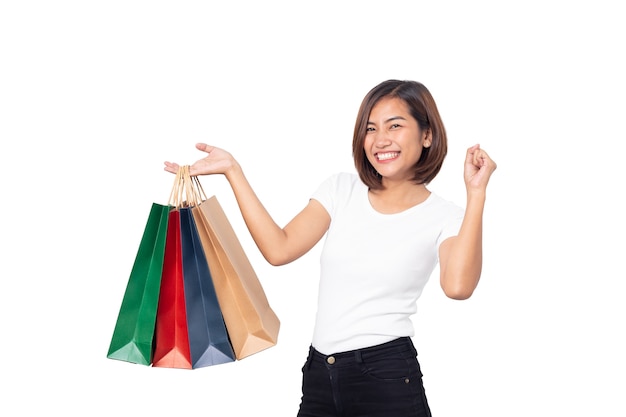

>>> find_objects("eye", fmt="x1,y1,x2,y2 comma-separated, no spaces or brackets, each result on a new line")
390,123,401,129
366,126,376,132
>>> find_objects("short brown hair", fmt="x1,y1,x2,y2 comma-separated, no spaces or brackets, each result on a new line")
352,80,447,189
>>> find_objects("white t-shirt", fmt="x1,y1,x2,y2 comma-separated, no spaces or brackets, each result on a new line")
310,172,464,354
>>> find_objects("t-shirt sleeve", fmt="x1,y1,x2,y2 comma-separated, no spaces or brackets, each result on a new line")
436,203,465,249
310,173,340,216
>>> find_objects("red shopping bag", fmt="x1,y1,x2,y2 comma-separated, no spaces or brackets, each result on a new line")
152,208,192,369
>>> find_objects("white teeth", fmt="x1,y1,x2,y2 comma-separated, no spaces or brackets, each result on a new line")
377,152,399,161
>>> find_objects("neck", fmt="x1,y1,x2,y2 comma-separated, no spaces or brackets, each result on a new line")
368,181,430,214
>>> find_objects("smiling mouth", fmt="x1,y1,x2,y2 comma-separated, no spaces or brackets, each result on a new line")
376,152,399,161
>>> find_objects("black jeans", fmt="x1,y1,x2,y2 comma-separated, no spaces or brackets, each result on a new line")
297,337,432,417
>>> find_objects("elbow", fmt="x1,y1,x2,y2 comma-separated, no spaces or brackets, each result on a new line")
263,249,294,267
440,273,480,300
443,286,475,300
262,240,308,266
264,253,287,267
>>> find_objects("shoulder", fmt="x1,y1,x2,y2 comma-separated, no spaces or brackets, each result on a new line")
317,172,364,193
312,172,364,213
426,193,465,218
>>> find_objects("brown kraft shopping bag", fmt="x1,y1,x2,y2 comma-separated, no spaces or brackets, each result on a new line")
191,178,280,360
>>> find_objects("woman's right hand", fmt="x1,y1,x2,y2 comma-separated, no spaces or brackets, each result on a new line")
164,143,237,177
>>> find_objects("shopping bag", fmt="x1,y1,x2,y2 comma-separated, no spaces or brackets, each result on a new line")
167,165,235,368
192,182,280,359
180,205,236,368
107,202,170,365
152,208,192,369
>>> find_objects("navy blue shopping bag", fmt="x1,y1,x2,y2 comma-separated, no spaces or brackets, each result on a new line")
179,206,235,368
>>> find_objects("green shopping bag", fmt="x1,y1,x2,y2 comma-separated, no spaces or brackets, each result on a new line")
107,203,170,365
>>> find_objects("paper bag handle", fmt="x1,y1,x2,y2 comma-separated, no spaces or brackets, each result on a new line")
168,165,202,209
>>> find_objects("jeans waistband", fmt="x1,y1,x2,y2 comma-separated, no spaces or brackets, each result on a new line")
306,337,415,368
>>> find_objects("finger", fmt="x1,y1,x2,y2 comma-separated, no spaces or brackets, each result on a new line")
467,145,483,167
476,150,497,172
474,149,485,167
195,143,214,155
465,144,480,164
163,161,179,174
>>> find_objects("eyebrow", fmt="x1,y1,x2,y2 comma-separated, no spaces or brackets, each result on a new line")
367,116,407,125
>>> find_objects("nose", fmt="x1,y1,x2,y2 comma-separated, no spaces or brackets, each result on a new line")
374,130,391,148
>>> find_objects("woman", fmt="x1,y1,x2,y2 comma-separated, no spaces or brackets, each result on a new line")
164,79,497,416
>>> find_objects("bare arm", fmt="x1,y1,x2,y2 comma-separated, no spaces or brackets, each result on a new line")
439,144,497,300
165,143,330,266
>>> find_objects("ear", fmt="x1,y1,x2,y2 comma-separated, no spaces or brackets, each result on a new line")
423,128,432,148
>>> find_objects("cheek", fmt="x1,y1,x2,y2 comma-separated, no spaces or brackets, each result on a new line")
414,148,426,164
363,139,376,159
363,135,373,149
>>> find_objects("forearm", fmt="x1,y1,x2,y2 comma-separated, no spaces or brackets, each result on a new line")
441,191,485,299
224,163,288,265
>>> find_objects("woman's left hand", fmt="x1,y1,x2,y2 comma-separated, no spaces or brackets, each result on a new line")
464,144,497,192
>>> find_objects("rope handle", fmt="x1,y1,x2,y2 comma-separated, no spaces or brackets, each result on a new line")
192,175,208,202
168,165,202,208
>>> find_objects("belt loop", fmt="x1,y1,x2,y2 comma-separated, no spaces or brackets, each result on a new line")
355,349,363,363
305,345,314,370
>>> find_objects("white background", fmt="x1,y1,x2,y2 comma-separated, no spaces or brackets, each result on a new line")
1,1,624,415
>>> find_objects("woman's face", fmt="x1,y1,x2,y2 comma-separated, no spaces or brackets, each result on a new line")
363,97,431,183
